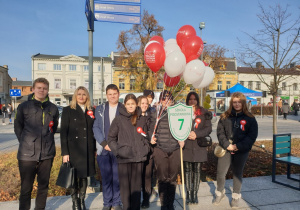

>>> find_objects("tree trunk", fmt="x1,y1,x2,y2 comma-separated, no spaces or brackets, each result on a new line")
273,94,277,134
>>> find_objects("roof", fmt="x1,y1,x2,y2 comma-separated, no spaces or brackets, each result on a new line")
12,81,32,86
237,67,300,75
32,54,112,62
216,83,262,97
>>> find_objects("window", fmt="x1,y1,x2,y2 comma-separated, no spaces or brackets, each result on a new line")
248,81,253,89
217,81,222,90
157,80,163,90
282,82,286,91
84,65,89,71
240,81,244,86
38,63,46,70
122,59,128,67
70,79,76,89
54,78,61,89
84,80,89,89
53,64,61,71
69,65,76,71
98,65,106,72
256,81,261,90
293,83,298,91
130,79,135,90
119,79,125,90
226,81,231,89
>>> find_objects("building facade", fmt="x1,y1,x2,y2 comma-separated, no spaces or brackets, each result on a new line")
0,65,12,105
32,54,113,106
12,78,32,96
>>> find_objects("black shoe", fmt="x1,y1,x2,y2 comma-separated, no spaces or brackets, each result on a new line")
141,200,150,209
112,205,122,210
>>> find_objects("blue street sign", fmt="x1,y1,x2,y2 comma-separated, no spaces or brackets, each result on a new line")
94,3,140,14
95,12,140,24
10,89,21,97
97,0,141,3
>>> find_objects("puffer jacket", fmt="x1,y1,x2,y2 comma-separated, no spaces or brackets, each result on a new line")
217,110,258,153
108,105,150,163
14,93,59,161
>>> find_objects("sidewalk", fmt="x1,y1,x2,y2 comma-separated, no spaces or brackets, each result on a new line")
1,175,299,209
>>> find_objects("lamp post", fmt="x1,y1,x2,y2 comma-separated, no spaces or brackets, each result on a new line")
199,22,205,106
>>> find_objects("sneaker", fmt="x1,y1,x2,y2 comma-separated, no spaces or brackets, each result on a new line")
213,190,225,205
112,205,122,210
102,206,111,210
141,200,150,209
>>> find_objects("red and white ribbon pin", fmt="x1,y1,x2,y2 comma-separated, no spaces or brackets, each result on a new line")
87,110,95,119
49,121,54,133
137,127,147,137
240,120,246,131
194,118,201,129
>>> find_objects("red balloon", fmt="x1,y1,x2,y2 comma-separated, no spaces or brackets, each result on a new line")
144,42,166,73
203,61,209,66
164,73,181,87
181,35,204,63
150,36,164,46
176,25,197,49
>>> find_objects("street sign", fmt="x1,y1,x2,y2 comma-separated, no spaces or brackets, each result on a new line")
95,3,140,14
85,0,94,30
97,0,141,3
10,89,21,97
95,12,140,24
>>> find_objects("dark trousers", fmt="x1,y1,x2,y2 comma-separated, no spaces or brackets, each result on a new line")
118,162,143,210
142,157,154,202
153,147,180,207
216,151,249,194
18,158,53,210
97,152,121,207
283,113,287,119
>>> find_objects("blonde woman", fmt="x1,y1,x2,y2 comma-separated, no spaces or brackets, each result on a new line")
60,86,96,210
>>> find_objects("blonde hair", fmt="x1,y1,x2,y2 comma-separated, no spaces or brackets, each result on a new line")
70,86,92,110
220,92,253,119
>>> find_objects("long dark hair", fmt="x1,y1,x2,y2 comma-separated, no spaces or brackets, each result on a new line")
186,91,201,111
220,92,253,119
124,94,138,126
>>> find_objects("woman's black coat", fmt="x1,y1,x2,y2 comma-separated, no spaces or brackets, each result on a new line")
107,105,150,164
60,104,96,178
217,110,258,154
183,107,212,162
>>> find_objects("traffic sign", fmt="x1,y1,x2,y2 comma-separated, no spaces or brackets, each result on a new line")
85,0,94,30
10,89,21,97
97,0,141,3
95,12,140,24
95,3,141,14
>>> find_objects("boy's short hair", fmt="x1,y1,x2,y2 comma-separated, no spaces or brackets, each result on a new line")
143,89,154,99
33,78,49,89
106,84,119,93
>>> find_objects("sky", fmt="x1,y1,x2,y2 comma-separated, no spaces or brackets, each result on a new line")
0,0,299,81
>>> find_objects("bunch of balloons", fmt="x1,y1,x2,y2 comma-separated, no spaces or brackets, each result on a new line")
144,25,215,89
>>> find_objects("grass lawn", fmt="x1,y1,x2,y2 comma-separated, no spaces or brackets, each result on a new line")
0,139,299,201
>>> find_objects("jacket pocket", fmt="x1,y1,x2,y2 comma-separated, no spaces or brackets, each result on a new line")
19,137,37,157
117,145,134,159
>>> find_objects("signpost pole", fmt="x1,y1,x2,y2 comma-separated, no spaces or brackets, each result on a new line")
180,147,186,210
88,0,94,105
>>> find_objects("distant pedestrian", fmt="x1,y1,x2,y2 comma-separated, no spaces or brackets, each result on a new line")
1,104,7,125
282,102,290,120
213,92,258,208
7,103,13,124
247,100,252,113
292,99,299,116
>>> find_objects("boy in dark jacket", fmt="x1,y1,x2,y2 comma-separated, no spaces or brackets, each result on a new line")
14,78,59,210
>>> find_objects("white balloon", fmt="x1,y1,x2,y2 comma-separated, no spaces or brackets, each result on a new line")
192,66,215,88
144,40,160,53
164,38,177,46
183,59,206,84
164,43,181,57
164,51,186,77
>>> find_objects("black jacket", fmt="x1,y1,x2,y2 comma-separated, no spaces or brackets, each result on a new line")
60,105,96,178
217,110,258,153
14,94,59,161
183,107,212,162
108,105,150,163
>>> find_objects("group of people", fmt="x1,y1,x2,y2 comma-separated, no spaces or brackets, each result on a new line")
14,77,258,210
1,103,13,125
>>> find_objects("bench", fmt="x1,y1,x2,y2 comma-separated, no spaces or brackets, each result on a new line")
272,133,300,190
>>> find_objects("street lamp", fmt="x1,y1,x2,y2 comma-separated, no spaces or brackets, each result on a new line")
199,22,205,105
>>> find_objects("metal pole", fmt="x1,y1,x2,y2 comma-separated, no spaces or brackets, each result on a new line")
199,29,203,106
88,0,94,105
101,57,104,104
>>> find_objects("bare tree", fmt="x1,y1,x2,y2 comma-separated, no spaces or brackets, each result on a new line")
238,3,300,134
116,10,164,91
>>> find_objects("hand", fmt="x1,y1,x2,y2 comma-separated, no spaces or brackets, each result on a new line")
188,131,196,140
63,155,69,163
151,135,157,145
104,145,111,151
233,144,238,151
178,141,185,148
226,144,236,151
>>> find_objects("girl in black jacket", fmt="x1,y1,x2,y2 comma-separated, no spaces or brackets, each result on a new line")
213,92,258,208
108,94,150,210
183,92,212,205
